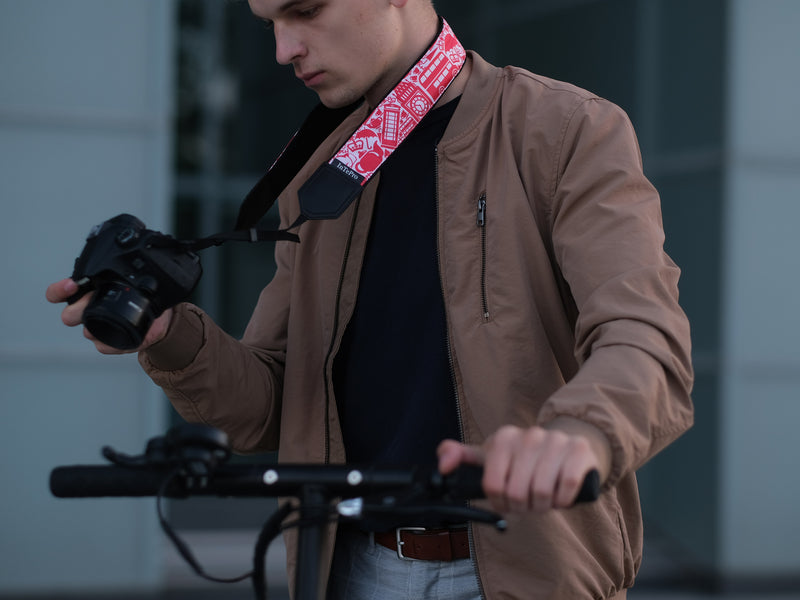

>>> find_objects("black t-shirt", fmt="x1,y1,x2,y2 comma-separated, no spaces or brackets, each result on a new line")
333,98,461,466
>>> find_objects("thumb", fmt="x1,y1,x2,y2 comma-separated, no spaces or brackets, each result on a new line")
436,439,486,475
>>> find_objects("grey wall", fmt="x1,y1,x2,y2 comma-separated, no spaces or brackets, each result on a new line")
719,0,800,578
0,0,174,593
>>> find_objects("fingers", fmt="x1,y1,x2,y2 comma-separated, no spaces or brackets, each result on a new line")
552,442,596,508
456,425,599,514
81,327,127,355
48,277,174,355
52,283,118,353
45,278,78,304
45,278,89,328
481,426,518,512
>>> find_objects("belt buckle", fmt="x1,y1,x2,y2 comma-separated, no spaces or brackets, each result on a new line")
395,527,426,561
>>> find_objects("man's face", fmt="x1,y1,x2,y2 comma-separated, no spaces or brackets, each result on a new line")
248,0,406,108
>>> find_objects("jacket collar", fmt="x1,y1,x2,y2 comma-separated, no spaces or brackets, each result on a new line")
440,51,502,145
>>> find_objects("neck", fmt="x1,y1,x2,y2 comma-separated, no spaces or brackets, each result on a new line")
365,11,440,108
365,16,469,110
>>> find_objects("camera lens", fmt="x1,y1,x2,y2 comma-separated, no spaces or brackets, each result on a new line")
82,281,157,350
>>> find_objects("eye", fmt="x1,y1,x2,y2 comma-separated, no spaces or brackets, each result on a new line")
296,5,321,19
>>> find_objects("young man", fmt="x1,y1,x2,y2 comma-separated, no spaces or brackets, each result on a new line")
48,0,694,597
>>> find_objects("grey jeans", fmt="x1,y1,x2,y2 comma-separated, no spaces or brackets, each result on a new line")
327,528,482,600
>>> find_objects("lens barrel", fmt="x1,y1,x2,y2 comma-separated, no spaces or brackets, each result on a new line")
82,281,156,350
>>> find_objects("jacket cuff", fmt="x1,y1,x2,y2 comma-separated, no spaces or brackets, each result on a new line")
139,303,204,372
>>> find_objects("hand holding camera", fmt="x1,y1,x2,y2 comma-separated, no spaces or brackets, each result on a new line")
46,278,174,354
46,214,202,352
48,211,297,352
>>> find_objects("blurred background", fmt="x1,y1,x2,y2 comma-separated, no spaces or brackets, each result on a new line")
1,0,799,598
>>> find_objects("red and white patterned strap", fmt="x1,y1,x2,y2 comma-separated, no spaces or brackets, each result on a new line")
331,19,466,184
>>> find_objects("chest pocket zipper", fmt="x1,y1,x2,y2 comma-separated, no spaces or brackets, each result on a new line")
477,193,489,321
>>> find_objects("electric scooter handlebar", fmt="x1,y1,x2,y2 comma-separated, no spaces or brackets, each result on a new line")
48,425,600,600
50,460,600,504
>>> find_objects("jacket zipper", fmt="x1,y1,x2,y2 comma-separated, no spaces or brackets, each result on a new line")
434,147,463,446
435,147,487,600
322,197,362,465
477,193,489,321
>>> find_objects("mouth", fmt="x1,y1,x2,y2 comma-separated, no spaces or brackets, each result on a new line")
298,70,325,87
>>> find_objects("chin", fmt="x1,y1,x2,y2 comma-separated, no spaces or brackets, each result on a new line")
317,89,363,110
320,98,360,109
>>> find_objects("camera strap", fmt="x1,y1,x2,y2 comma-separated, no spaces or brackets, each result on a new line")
234,99,364,230
179,227,299,252
179,98,367,250
234,17,466,235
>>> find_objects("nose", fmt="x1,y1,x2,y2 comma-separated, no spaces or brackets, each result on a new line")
273,22,305,65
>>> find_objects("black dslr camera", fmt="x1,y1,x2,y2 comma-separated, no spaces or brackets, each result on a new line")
69,214,202,350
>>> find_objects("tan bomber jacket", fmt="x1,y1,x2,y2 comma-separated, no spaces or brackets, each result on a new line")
141,52,694,599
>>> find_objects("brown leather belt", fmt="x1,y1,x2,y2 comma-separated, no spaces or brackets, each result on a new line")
373,526,470,561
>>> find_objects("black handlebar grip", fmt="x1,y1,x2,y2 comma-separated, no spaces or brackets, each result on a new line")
574,469,600,503
443,465,600,505
50,465,170,498
441,464,485,499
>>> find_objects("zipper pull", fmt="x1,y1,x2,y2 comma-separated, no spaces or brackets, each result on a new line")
477,194,486,227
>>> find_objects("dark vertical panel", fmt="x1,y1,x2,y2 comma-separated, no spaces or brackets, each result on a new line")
654,0,727,153
636,373,720,579
223,1,317,174
656,169,724,356
492,0,639,114
639,168,723,568
637,0,727,574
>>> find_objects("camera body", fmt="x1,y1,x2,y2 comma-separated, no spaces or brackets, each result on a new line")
71,213,202,350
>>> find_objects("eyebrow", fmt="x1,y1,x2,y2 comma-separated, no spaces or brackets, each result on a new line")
256,0,309,23
278,0,308,15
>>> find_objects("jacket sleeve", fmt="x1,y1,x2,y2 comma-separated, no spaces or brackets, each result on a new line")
138,234,296,454
536,97,694,487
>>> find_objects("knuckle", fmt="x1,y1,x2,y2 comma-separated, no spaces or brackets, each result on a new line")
505,480,528,504
494,425,520,443
482,474,504,497
561,473,583,492
522,427,544,444
518,427,547,452
547,429,569,447
531,482,552,503
568,434,591,453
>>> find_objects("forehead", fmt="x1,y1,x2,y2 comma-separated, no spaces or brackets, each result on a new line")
247,0,337,20
248,0,294,19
